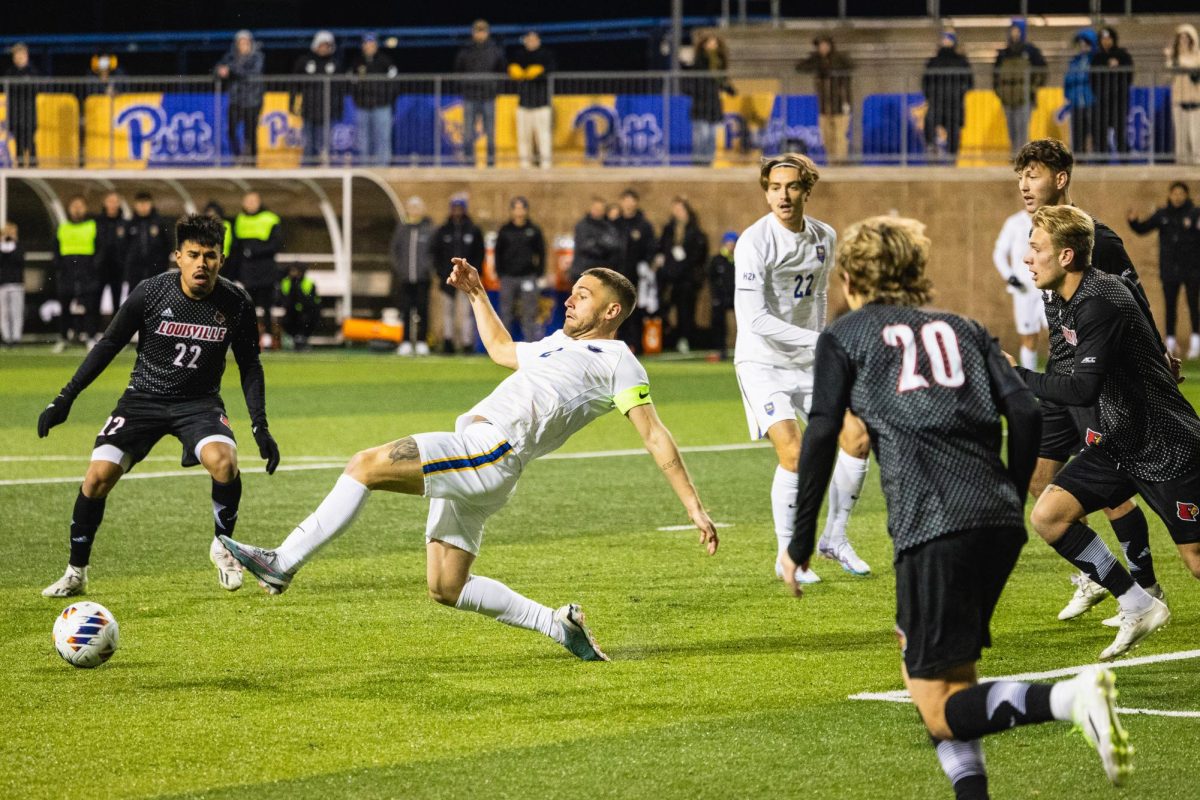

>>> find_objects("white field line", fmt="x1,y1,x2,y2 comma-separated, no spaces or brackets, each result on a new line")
0,441,772,487
657,522,735,531
849,648,1200,719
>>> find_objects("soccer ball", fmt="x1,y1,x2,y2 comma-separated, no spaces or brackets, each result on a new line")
52,601,119,668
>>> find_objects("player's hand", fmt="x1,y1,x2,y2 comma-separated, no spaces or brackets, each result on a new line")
253,425,280,474
690,507,719,555
1167,352,1184,384
779,551,806,598
446,257,484,296
1006,275,1026,292
37,393,74,438
1002,350,1018,368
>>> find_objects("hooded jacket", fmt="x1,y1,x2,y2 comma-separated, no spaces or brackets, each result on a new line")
1065,29,1098,109
432,213,485,292
1169,24,1200,107
290,50,343,123
922,45,973,125
1129,198,1200,282
994,19,1047,107
1090,27,1133,105
215,37,265,108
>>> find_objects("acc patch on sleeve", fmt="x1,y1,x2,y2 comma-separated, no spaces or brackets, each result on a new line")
613,384,652,414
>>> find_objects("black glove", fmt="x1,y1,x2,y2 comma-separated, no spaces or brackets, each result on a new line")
37,393,74,438
1006,275,1026,291
252,425,280,475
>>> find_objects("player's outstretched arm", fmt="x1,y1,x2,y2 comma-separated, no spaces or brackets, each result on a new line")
230,302,279,474
447,257,517,369
626,403,718,555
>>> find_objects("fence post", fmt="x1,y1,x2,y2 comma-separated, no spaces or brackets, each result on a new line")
663,72,671,167
214,79,223,166
1148,73,1156,165
323,77,332,167
434,75,442,168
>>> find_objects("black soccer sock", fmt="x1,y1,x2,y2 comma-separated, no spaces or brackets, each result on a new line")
69,489,106,567
211,473,242,538
1110,506,1157,589
944,682,1055,741
1050,522,1135,599
932,738,989,800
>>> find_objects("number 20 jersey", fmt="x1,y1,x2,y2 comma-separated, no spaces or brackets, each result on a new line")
823,304,1026,549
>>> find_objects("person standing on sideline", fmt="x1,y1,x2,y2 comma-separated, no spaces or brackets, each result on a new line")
656,196,707,354
123,191,172,299
734,154,872,584
783,214,1133,797
1128,181,1200,358
454,19,506,168
571,197,622,282
795,35,852,162
203,200,232,262
494,197,546,341
4,43,39,167
348,32,398,167
1090,27,1133,157
1167,24,1200,165
279,263,320,351
992,206,1045,369
290,30,341,165
993,19,1046,154
219,263,718,663
921,30,973,159
613,188,656,353
432,196,484,353
231,190,283,344
37,214,279,598
707,231,737,360
215,30,264,165
52,196,101,352
0,222,27,346
1064,29,1098,158
509,31,555,169
94,191,127,318
390,196,435,356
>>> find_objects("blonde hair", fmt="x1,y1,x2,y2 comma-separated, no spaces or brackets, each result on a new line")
837,216,934,306
759,152,820,192
1031,205,1094,269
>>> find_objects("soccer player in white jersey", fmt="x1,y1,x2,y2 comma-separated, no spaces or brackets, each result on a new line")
220,260,719,661
992,207,1046,370
733,153,872,584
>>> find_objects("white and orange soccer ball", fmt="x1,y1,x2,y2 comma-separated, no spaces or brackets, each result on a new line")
52,601,119,668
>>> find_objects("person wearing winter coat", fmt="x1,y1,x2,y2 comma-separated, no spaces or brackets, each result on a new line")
1091,26,1134,156
655,197,708,353
1168,24,1200,165
1128,181,1200,357
0,222,27,345
993,18,1047,153
682,33,735,166
215,30,265,164
921,30,973,158
290,30,343,164
571,198,622,282
1064,28,1098,157
454,19,506,168
494,197,547,341
390,196,436,356
431,196,484,353
795,35,853,161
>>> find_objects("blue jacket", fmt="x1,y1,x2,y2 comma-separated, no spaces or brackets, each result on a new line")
1065,29,1098,109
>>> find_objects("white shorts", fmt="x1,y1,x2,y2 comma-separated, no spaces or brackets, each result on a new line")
1012,289,1048,336
735,361,813,440
411,421,522,555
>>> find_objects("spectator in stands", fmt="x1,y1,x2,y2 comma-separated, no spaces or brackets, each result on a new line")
1064,29,1099,158
1091,26,1133,157
707,230,737,360
494,196,546,341
571,197,622,282
614,188,656,353
291,30,342,165
656,196,708,354
454,19,506,168
1167,24,1200,165
123,191,171,299
203,200,232,260
279,263,320,351
52,196,101,352
4,43,39,167
1128,181,1200,358
232,190,283,342
86,53,125,97
0,222,26,346
921,30,973,160
682,33,735,166
390,195,435,356
795,35,852,162
432,195,483,353
215,30,265,166
94,191,126,317
509,30,555,169
348,32,399,167
993,19,1046,155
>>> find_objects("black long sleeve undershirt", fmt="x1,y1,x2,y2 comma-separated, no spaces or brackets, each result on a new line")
1016,295,1121,408
985,339,1042,493
61,282,144,399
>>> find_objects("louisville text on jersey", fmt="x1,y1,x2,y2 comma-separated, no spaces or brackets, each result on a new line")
154,321,228,342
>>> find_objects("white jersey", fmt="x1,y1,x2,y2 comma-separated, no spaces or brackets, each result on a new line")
733,212,837,369
465,330,651,463
993,210,1035,291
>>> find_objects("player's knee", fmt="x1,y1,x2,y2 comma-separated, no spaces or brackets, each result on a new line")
1029,500,1066,540
427,581,461,607
914,702,954,741
343,448,379,485
205,454,238,483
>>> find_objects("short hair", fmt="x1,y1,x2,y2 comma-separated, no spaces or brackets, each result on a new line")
1170,180,1190,194
176,213,226,252
581,267,637,324
1013,138,1074,178
134,190,153,202
1031,205,1094,270
837,216,934,307
510,195,529,209
759,152,820,192
620,188,639,201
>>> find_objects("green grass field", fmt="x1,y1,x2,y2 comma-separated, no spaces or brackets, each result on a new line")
2,348,1198,799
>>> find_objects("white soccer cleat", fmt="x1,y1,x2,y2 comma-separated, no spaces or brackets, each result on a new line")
415,341,430,356
554,603,608,661
1099,597,1170,661
1071,666,1133,786
396,341,414,356
209,536,244,592
42,565,87,597
775,561,821,584
1103,584,1164,627
1058,572,1109,621
818,538,871,576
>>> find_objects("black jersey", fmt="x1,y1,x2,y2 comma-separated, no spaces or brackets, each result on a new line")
790,304,1039,564
61,272,266,428
1019,269,1200,482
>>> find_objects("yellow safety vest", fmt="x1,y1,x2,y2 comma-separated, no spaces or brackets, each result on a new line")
222,219,232,258
57,219,98,256
234,210,280,242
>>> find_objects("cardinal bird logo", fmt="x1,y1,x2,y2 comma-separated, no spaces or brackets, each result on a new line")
1085,428,1103,446
1062,326,1078,346
1177,502,1200,522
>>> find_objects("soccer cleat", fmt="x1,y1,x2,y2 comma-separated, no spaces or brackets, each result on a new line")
818,539,871,576
554,603,609,661
42,565,87,597
1099,597,1170,661
1071,666,1133,786
775,561,821,584
217,535,292,595
1058,572,1109,620
1189,333,1200,360
209,536,244,591
415,341,430,356
1103,584,1164,627
396,341,414,356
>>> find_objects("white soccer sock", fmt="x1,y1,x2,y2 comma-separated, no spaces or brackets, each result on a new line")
1019,345,1037,370
771,465,800,559
274,474,369,573
1116,583,1154,614
454,574,561,642
1049,679,1078,722
820,450,869,548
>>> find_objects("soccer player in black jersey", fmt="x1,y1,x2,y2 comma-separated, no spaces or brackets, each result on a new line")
36,214,280,597
783,216,1132,798
1011,205,1197,661
1014,139,1171,624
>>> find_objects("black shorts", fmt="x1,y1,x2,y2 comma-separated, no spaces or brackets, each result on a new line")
895,526,1026,679
91,392,237,472
1052,447,1200,545
1038,400,1083,462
